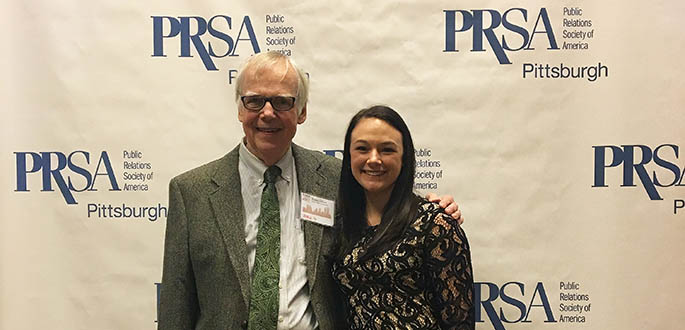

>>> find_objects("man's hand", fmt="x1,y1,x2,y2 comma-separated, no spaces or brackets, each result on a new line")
425,193,464,225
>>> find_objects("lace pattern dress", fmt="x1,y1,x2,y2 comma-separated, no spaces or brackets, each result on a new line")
332,200,474,330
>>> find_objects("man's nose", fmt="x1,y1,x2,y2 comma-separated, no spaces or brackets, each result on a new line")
260,102,277,118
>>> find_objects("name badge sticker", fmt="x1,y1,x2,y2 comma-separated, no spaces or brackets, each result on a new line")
300,193,335,227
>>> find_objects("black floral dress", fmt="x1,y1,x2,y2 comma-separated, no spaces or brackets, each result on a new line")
332,201,474,330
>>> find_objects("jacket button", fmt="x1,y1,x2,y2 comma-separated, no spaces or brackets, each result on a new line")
240,320,248,329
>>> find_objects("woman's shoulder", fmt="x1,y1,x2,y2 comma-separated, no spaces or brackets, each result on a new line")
416,198,444,215
413,197,466,240
414,198,458,224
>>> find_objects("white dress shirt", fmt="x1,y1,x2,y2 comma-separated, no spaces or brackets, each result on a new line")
238,141,317,330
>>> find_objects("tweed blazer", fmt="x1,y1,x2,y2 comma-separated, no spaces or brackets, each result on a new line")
158,143,345,330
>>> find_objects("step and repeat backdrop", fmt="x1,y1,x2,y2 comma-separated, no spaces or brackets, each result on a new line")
2,0,684,329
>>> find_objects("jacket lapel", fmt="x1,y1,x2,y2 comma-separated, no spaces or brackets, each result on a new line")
208,144,330,307
209,146,251,308
292,144,327,290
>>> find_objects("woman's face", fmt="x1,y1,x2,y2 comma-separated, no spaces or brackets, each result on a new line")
349,117,404,199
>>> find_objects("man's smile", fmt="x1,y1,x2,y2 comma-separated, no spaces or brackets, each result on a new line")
256,127,282,133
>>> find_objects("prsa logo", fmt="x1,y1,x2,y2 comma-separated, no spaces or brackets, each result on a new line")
444,8,559,64
151,281,558,327
14,151,120,205
476,281,556,330
593,144,685,201
151,15,260,71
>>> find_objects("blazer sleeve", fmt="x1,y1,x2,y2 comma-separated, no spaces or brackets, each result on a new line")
158,178,199,330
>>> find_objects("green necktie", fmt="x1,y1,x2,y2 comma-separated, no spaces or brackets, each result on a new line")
248,165,282,330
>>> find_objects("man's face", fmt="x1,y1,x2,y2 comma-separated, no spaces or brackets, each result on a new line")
238,62,307,165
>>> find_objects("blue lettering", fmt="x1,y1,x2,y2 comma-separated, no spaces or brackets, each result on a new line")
180,17,216,70
151,16,181,57
592,144,685,200
621,145,660,200
67,151,93,192
14,150,120,204
475,281,556,329
14,152,42,191
444,10,473,52
652,144,680,187
207,15,234,58
474,282,503,329
155,282,162,323
151,15,261,71
501,8,529,51
234,16,261,55
592,145,623,187
40,152,75,204
525,8,558,50
499,282,527,323
91,151,121,192
444,8,558,64
522,282,556,323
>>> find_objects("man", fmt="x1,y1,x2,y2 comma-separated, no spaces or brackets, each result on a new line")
158,51,462,330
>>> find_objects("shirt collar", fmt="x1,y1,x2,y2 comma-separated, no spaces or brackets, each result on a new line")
239,139,293,185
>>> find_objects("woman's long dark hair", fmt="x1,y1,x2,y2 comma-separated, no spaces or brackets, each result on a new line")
337,105,420,260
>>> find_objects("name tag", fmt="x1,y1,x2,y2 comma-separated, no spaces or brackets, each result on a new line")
300,193,335,227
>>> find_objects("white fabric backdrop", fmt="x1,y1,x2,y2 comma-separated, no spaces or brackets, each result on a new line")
2,1,684,329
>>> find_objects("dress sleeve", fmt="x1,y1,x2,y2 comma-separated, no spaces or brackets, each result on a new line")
423,212,475,330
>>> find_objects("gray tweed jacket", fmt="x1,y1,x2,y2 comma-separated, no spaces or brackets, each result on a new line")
158,144,345,330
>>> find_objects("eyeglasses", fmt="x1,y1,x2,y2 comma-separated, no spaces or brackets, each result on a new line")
240,95,296,112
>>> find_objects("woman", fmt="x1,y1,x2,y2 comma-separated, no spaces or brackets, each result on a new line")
332,105,474,330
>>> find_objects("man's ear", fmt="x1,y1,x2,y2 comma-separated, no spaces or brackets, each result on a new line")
237,105,245,123
297,104,307,124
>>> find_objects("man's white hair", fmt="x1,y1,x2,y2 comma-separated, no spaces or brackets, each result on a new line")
234,51,309,115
